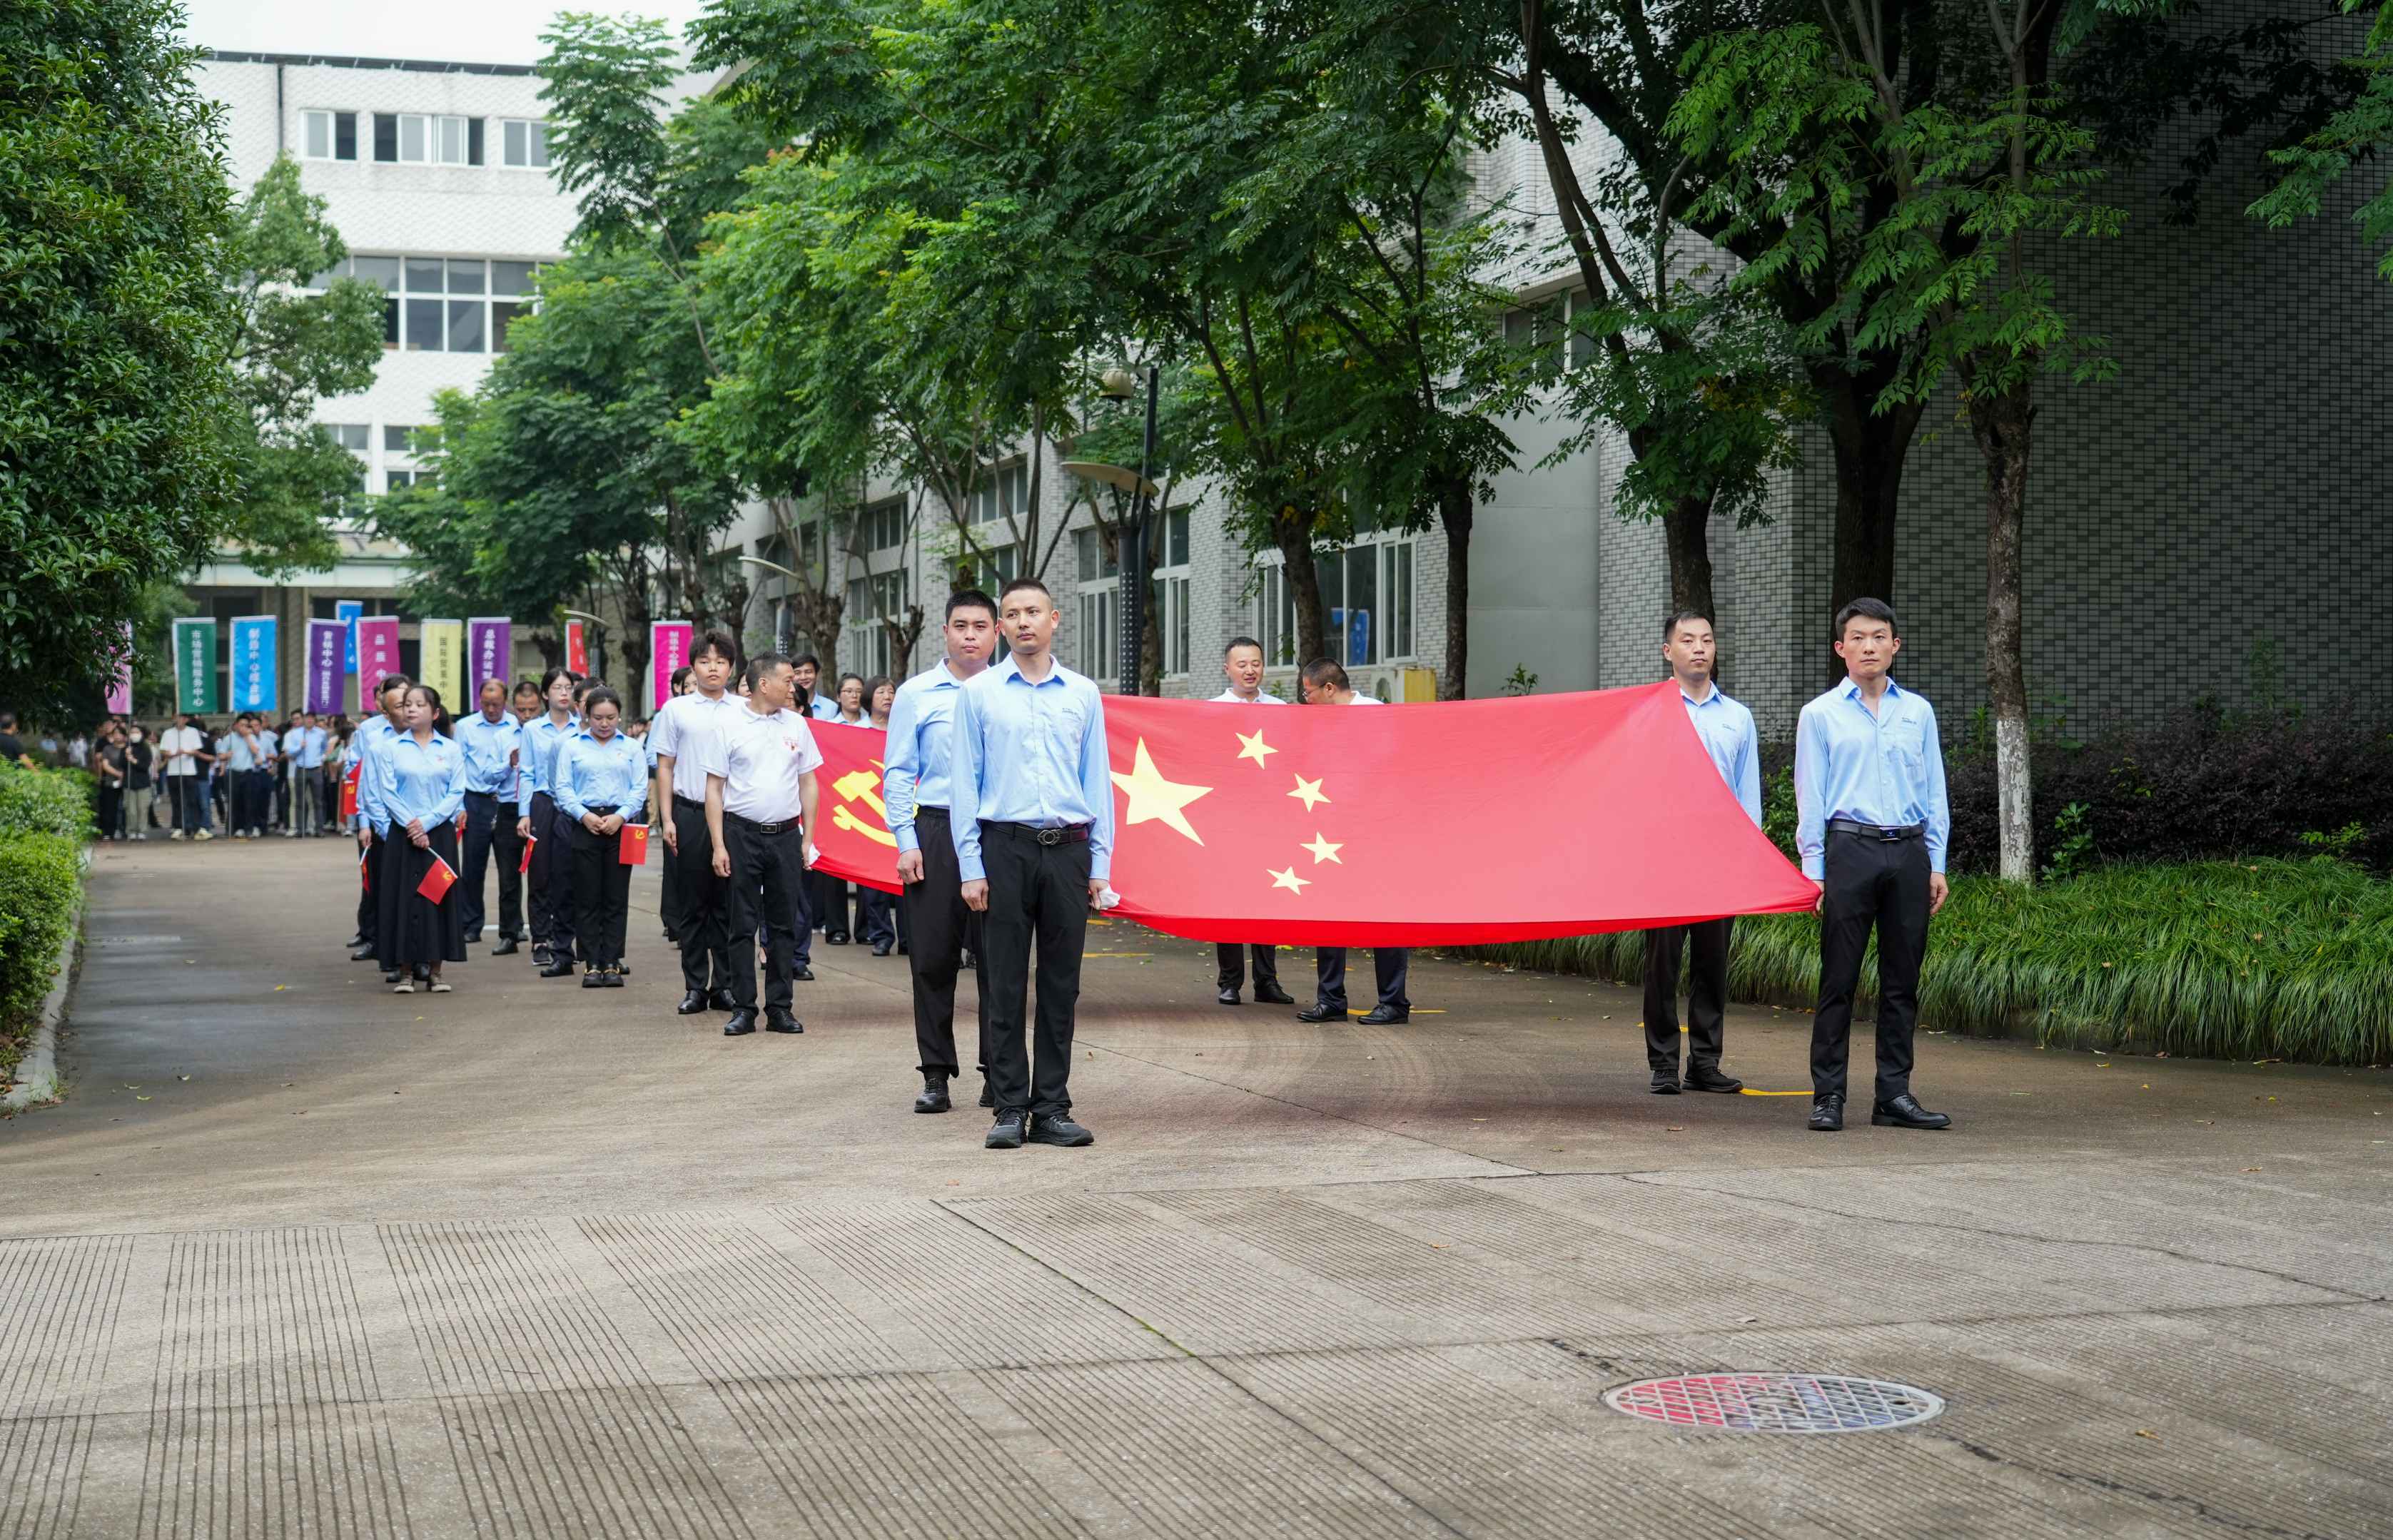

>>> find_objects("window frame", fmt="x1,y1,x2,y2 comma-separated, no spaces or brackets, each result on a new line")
500,118,552,169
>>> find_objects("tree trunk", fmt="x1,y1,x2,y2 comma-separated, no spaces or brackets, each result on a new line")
1437,475,1472,699
1819,371,1924,682
531,629,562,671
1660,492,1716,618
1968,373,2036,884
1272,512,1330,670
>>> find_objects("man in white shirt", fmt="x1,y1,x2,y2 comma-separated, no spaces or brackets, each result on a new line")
1209,636,1295,1006
158,714,211,840
654,632,743,1017
1294,657,1411,1025
700,652,823,1038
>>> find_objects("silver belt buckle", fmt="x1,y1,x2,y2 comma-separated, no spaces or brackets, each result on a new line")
1036,826,1067,847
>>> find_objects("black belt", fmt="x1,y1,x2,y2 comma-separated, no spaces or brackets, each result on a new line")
1828,819,1925,841
727,810,801,836
586,804,622,816
673,793,707,807
985,820,1090,846
915,804,950,819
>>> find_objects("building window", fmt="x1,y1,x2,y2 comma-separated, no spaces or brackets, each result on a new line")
1076,582,1117,684
385,469,433,492
320,423,370,453
863,497,906,552
383,425,414,454
371,113,436,164
501,119,551,168
314,255,537,354
969,462,1029,527
1505,287,1603,373
302,110,357,161
843,568,909,678
433,115,484,166
1255,532,1416,668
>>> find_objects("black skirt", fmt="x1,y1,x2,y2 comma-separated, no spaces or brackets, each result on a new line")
377,818,467,970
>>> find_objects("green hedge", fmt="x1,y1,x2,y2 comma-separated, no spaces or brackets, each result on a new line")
0,763,91,1082
1468,859,2393,1066
0,759,96,840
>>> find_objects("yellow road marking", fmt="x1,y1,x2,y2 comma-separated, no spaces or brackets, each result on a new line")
1351,1008,1447,1015
1084,951,1153,958
1736,1088,1811,1096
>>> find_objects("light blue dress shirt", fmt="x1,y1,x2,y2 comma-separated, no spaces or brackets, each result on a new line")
1794,676,1951,878
353,716,398,832
808,694,841,721
948,654,1115,883
882,661,970,855
295,725,328,769
256,729,279,765
454,710,521,796
1679,684,1763,827
552,731,648,821
515,712,580,816
221,732,258,772
371,731,467,839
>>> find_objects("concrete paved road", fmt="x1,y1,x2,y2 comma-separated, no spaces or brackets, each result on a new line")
5,837,2388,1539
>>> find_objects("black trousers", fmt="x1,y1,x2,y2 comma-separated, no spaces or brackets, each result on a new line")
724,816,806,1011
168,774,204,833
525,791,577,956
977,824,1090,1117
568,810,633,969
903,808,985,1077
859,887,899,947
355,829,383,936
809,869,851,938
1215,943,1280,991
1644,918,1734,1072
1315,948,1409,1012
666,797,729,992
460,791,523,939
1811,830,1932,1103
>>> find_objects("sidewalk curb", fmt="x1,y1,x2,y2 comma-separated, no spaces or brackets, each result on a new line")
3,860,87,1114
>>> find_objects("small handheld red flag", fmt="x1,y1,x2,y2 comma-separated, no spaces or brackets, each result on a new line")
416,852,458,904
519,834,536,875
618,823,650,866
358,841,370,893
340,764,360,822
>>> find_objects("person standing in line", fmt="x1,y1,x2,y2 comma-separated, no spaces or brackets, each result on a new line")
158,714,206,839
810,672,871,947
94,725,127,839
653,634,742,1016
1795,597,1954,1133
953,577,1114,1150
700,653,823,1037
1643,612,1761,1095
555,686,647,989
270,716,296,831
884,592,998,1113
216,714,257,838
124,724,156,839
1293,658,1411,1025
286,712,323,836
654,664,694,947
482,682,542,953
371,684,468,994
350,677,413,978
517,668,582,978
855,675,904,958
1209,636,1295,1007
791,654,841,721
455,678,524,949
253,714,280,836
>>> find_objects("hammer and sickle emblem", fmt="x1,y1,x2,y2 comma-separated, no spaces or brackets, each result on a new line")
831,761,897,848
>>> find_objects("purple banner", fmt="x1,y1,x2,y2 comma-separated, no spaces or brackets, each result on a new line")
355,615,402,714
305,619,345,714
467,617,512,699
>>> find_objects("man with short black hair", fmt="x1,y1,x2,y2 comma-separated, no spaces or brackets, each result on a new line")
1644,611,1761,1095
456,677,525,947
1796,597,1953,1133
791,654,840,721
1209,637,1294,1006
701,652,822,1037
654,632,741,1015
1293,659,1411,1025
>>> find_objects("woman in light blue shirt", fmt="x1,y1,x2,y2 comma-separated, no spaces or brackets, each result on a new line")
374,684,470,994
553,685,647,986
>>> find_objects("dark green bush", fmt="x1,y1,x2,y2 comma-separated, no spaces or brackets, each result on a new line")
0,833,82,1075
0,759,96,841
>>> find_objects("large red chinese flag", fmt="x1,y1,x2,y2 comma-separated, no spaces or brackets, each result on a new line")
806,682,1816,943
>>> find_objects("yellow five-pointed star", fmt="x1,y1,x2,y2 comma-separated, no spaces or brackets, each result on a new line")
1301,831,1343,865
1236,729,1278,766
1268,866,1311,893
1288,774,1330,811
1110,738,1210,846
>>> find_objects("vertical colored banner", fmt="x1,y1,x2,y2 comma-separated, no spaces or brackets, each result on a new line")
305,619,346,714
649,620,692,713
355,615,402,713
467,617,512,697
105,621,133,714
335,598,363,672
228,615,278,713
420,619,464,711
564,619,589,676
173,617,221,715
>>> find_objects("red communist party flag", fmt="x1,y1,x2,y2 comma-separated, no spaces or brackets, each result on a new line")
803,682,1816,942
416,851,458,904
619,822,651,866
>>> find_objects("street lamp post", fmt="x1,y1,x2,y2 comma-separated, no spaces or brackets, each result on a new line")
1060,365,1159,695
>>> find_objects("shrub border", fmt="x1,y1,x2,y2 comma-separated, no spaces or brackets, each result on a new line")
1,874,84,1113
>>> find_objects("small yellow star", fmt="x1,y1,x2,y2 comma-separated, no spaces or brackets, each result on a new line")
1235,729,1277,766
1301,831,1343,864
1110,738,1210,846
1288,774,1330,811
1268,866,1311,893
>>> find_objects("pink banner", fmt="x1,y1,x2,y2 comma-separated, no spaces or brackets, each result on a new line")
105,621,133,714
355,615,402,714
305,619,346,714
649,620,692,714
467,617,512,698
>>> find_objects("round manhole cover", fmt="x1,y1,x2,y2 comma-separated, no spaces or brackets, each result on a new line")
1605,1374,1943,1433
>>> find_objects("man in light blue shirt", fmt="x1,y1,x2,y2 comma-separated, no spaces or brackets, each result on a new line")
455,678,525,948
951,578,1113,1150
881,588,998,1113
1794,597,1953,1133
288,714,328,838
792,654,841,721
1644,612,1762,1096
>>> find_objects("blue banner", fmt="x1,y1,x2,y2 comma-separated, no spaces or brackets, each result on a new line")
229,614,278,713
335,599,363,672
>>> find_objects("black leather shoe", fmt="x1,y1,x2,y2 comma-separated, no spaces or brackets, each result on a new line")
490,936,520,956
764,1008,802,1033
723,1008,757,1036
707,988,738,1013
532,946,552,967
1684,1064,1744,1093
617,961,629,976
1295,1003,1345,1023
345,933,368,949
1027,1115,1095,1148
540,958,576,978
826,930,850,946
603,967,624,988
676,989,709,1015
978,1080,994,1108
350,945,378,962
1217,987,1241,1005
985,1110,1026,1149
1254,983,1295,1005
1872,1093,1952,1129
896,941,909,956
915,1073,951,1114
1357,1006,1410,1025
463,930,482,943
581,968,606,988
1651,1070,1681,1095
1808,1095,1846,1133
792,965,815,982
383,969,401,984
871,940,893,956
